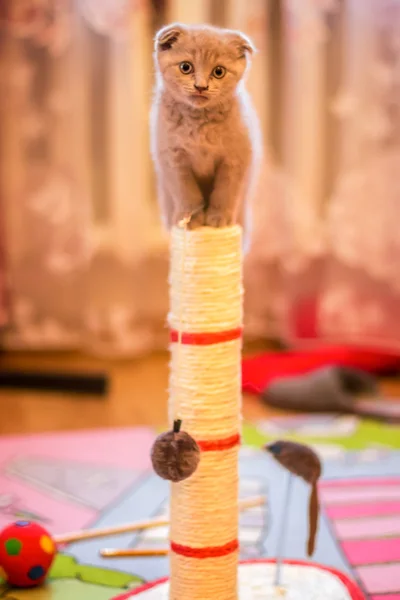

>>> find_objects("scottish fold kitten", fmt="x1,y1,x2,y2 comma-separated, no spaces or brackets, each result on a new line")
150,23,262,238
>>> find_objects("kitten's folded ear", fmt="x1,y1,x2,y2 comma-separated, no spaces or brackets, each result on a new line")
155,23,185,52
229,30,257,58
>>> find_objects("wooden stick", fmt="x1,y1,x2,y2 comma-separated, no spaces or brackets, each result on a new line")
101,548,168,558
55,495,265,545
55,517,169,545
99,495,267,559
239,494,265,511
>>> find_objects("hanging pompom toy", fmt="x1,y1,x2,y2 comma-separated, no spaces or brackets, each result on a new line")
151,419,200,482
0,521,56,588
265,440,322,557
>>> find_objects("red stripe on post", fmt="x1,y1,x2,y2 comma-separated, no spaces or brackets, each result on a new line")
197,433,241,452
171,539,239,559
170,327,242,345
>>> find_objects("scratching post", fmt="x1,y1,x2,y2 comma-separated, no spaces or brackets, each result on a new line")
138,222,363,600
168,225,243,600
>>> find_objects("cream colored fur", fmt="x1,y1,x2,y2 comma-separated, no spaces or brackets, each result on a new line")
150,23,262,241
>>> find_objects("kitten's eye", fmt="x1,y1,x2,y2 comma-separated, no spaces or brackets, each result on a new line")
179,61,194,74
212,66,226,79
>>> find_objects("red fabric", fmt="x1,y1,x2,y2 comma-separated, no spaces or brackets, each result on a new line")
242,345,400,395
114,559,365,599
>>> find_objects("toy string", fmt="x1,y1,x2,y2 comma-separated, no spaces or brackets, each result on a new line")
275,471,293,587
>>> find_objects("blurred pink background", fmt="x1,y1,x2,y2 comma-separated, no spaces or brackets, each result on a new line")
0,0,399,357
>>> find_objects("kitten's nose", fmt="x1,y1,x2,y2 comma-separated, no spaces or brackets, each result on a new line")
194,84,209,92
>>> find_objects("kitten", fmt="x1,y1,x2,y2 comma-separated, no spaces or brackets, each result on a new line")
150,23,262,239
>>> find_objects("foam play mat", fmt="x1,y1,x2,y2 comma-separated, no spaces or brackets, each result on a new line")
0,417,399,599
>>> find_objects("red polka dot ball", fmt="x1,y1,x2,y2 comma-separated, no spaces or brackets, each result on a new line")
0,521,56,587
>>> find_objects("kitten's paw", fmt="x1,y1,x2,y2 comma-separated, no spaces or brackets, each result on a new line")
173,210,205,229
187,210,206,229
205,212,234,228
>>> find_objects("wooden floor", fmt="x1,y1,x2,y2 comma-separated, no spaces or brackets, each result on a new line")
0,350,275,435
1,350,399,435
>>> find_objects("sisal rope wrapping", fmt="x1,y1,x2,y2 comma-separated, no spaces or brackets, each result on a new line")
168,225,243,600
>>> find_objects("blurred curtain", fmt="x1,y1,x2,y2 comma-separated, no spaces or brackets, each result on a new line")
275,0,400,351
0,0,399,356
0,209,8,330
0,0,168,356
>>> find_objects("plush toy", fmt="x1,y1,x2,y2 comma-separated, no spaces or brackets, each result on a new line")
151,419,200,482
0,520,56,587
265,440,322,557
